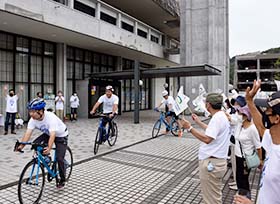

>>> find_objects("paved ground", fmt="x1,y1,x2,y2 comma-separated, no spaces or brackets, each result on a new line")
0,111,261,203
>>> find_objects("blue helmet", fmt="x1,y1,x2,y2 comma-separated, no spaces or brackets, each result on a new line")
27,98,46,110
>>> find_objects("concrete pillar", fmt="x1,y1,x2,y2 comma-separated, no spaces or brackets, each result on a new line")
148,28,151,41
56,43,67,114
117,13,121,28
134,60,140,124
68,0,74,9
134,21,138,35
96,2,101,20
180,0,229,98
257,58,260,80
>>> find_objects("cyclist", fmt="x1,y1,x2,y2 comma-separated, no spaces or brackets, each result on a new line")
90,85,119,141
155,90,183,137
14,98,69,189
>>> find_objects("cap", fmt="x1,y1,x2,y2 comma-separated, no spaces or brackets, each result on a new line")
235,96,246,107
162,90,168,97
255,91,280,115
237,105,251,121
106,85,114,92
206,93,223,106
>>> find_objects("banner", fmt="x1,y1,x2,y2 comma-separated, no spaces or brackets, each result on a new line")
174,86,190,116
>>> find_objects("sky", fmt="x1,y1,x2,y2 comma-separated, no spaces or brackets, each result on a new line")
229,0,280,57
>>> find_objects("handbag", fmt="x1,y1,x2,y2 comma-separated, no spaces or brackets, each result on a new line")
238,141,260,169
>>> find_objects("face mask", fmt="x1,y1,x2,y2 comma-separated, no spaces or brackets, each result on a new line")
237,114,243,123
262,112,275,129
9,93,14,97
74,93,77,96
58,93,62,96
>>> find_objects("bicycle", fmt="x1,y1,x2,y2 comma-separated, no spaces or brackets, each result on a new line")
152,109,181,138
93,113,118,155
14,140,73,204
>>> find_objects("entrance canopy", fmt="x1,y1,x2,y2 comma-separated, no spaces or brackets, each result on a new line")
90,64,221,79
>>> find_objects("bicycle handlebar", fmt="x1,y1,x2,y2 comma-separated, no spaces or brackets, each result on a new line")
14,140,45,153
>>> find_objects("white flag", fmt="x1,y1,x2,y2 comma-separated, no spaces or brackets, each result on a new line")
174,86,190,116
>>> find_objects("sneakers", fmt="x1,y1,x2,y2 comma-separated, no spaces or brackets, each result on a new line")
57,181,65,189
178,130,183,137
229,185,238,190
228,181,236,186
11,131,16,134
4,131,8,135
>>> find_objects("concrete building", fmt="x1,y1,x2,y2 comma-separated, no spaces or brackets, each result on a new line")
0,0,229,121
234,52,280,93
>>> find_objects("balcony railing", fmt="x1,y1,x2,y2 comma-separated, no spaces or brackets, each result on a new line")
49,0,179,49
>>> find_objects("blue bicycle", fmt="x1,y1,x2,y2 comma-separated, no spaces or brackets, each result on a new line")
152,110,180,138
14,141,73,204
94,114,118,154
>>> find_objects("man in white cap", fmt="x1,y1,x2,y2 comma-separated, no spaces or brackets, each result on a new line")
155,90,183,137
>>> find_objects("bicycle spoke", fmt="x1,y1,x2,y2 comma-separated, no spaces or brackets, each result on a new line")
18,160,45,204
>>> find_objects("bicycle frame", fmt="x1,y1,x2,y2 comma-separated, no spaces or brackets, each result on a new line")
98,115,117,140
158,111,176,130
20,142,59,183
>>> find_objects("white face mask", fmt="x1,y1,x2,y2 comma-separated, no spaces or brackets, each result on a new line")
237,114,243,123
74,93,77,96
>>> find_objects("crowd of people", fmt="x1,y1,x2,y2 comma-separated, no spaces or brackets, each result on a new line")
4,81,280,202
180,80,280,204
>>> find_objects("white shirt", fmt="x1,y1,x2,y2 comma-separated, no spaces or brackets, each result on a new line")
199,111,230,160
70,95,80,108
235,124,261,157
161,96,176,112
257,130,280,204
27,111,68,138
6,95,19,113
98,94,119,114
55,96,65,110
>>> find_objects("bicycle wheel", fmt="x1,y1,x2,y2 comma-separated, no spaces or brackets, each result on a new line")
171,121,179,136
94,128,102,154
108,122,118,146
18,160,45,204
152,120,161,138
64,146,73,181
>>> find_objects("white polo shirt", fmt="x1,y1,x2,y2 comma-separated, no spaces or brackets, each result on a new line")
198,111,230,160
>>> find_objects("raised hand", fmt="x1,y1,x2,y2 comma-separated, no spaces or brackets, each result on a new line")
191,113,201,123
245,79,261,102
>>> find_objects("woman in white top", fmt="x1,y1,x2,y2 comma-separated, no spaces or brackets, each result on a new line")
234,105,262,199
55,90,65,121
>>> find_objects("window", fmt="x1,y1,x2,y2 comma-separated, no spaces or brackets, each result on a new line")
74,0,95,17
0,51,13,81
151,35,159,44
31,40,42,54
0,31,56,120
16,37,28,52
0,33,13,50
100,12,116,25
31,56,42,83
121,22,134,33
137,29,147,38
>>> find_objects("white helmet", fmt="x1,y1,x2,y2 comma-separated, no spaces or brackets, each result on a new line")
162,90,168,97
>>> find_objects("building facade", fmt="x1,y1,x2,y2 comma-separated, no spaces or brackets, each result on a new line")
0,0,182,120
0,0,229,120
234,52,280,93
